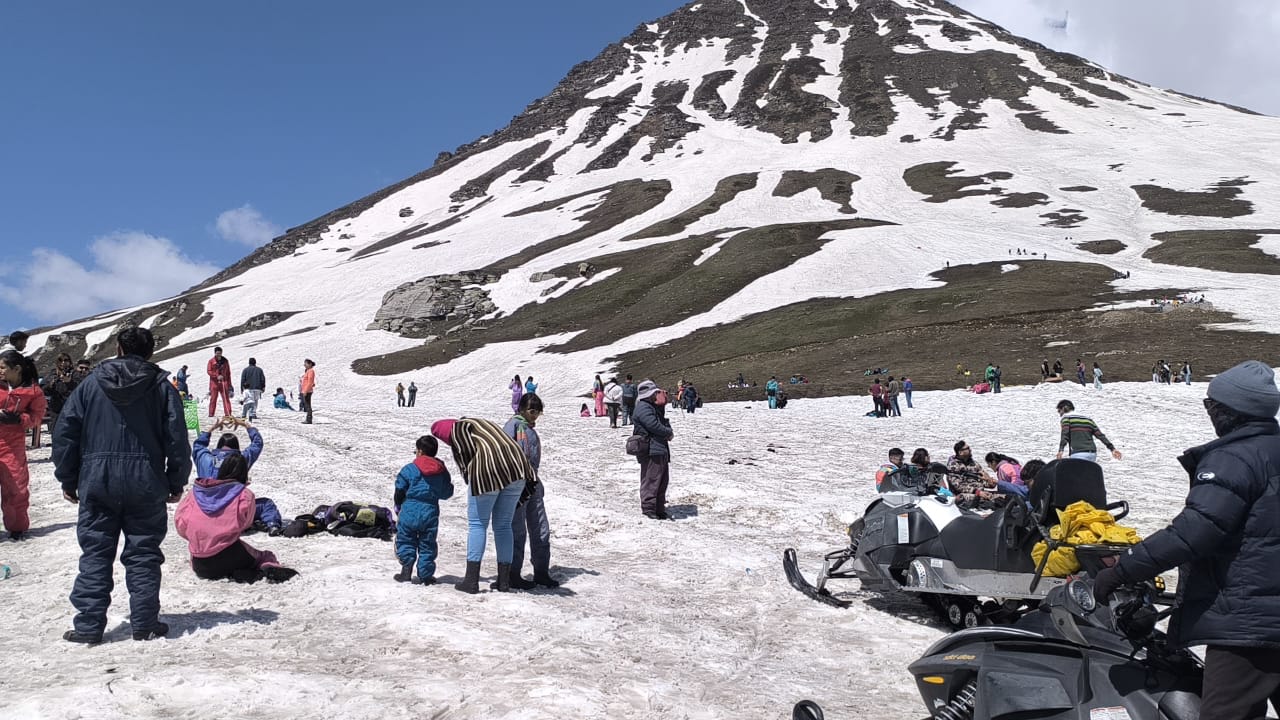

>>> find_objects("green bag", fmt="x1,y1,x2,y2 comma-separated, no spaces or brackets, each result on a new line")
183,399,200,431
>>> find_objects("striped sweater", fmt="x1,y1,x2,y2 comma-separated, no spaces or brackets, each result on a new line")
1059,413,1115,454
448,417,538,496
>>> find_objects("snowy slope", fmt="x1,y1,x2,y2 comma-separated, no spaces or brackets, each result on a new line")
0,375,1253,719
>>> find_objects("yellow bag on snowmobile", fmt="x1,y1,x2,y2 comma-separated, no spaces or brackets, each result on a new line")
1031,501,1142,577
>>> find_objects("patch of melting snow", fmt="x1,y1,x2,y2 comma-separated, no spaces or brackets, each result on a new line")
1001,264,1019,273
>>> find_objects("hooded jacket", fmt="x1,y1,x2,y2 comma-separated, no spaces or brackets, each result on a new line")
175,477,255,557
393,456,454,508
1116,420,1280,648
52,355,192,499
632,398,673,457
0,382,46,447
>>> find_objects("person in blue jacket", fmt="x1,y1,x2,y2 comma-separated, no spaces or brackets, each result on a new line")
392,435,454,584
53,327,191,644
1094,361,1280,719
765,376,780,409
505,393,557,589
193,418,277,531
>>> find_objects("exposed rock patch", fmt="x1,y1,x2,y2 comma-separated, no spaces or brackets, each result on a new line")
772,169,860,213
450,140,552,203
625,173,759,240
368,272,502,337
1144,229,1280,274
1132,178,1254,218
1077,239,1126,255
903,161,1012,203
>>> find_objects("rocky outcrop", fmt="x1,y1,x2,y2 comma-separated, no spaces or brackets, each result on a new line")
369,272,501,336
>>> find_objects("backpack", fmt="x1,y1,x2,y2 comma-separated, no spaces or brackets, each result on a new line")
324,501,396,541
281,513,326,538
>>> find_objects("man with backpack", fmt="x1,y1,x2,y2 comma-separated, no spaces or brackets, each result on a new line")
620,374,638,427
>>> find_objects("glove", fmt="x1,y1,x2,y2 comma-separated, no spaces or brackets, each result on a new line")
1093,565,1126,604
0,411,21,425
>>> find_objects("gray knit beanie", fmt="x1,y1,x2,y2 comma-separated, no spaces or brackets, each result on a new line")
1208,361,1280,418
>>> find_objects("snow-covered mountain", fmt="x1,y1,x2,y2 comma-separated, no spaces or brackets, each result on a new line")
18,0,1280,399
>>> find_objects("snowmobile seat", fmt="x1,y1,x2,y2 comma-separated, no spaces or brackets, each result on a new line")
925,503,1037,573
1028,458,1107,528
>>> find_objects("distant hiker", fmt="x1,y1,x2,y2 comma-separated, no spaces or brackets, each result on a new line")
1,349,45,539
1056,399,1121,463
632,381,674,520
621,374,637,426
682,382,699,414
509,375,524,414
592,374,605,417
1040,359,1051,381
1076,359,1087,386
579,403,591,417
524,376,538,394
206,346,233,418
407,381,418,407
869,379,884,417
766,376,780,409
1160,360,1173,385
902,376,914,409
432,416,536,594
505,393,557,589
392,435,453,584
42,353,81,437
54,328,191,644
603,377,622,428
1151,362,1161,384
1093,362,1104,390
1180,361,1192,385
175,365,190,396
1053,358,1064,378
736,372,745,386
299,359,316,424
885,376,901,416
992,365,1002,394
239,358,266,421
272,387,294,411
396,382,406,407
175,452,296,584
984,363,996,390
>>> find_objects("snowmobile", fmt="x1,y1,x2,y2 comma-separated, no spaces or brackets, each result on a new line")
791,571,1201,719
783,458,1130,628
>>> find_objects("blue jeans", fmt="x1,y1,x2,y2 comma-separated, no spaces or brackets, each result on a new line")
905,390,912,408
466,480,526,563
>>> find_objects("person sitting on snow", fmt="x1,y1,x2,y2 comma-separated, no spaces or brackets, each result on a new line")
175,452,297,584
272,387,295,411
193,418,281,534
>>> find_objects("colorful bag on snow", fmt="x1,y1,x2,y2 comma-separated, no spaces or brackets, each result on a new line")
183,399,200,431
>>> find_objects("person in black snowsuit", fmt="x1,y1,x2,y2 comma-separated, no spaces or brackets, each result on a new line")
52,328,192,644
1095,361,1280,719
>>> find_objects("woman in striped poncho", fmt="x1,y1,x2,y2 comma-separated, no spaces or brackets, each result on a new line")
432,417,537,594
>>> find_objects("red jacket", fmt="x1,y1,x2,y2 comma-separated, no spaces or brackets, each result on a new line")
207,356,231,386
0,383,46,447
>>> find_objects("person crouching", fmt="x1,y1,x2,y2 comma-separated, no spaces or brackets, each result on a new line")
393,435,454,584
175,452,297,583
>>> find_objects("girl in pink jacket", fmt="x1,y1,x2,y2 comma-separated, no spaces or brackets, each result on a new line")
175,452,297,583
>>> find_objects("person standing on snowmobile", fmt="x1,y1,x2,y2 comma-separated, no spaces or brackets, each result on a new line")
1094,360,1280,719
1056,400,1121,462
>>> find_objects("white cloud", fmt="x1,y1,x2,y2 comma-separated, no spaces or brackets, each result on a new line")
215,204,282,247
952,0,1280,116
0,232,220,325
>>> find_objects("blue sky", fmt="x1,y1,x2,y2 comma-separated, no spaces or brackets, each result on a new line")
0,1,685,329
2,1,1275,330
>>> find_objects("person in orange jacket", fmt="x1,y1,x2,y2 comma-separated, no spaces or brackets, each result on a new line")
299,359,316,424
0,350,47,540
206,347,233,418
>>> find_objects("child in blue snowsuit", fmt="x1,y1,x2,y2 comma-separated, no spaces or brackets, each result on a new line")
393,435,454,584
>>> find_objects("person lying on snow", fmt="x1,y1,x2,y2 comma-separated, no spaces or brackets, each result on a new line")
175,452,297,584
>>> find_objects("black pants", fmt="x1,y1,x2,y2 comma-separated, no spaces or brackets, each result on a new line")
192,541,262,583
1202,646,1280,719
407,393,416,407
300,392,313,422
398,395,405,406
606,403,619,427
71,495,168,635
639,454,670,515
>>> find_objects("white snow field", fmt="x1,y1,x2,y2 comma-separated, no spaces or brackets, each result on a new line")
0,374,1255,720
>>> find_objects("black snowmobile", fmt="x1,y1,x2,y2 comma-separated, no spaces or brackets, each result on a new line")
783,458,1130,628
790,571,1201,719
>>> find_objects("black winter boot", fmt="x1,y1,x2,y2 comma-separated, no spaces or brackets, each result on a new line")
393,562,414,582
490,563,513,592
508,567,537,590
454,560,481,594
533,570,561,588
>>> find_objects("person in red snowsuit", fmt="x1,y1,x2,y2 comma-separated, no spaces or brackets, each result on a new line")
0,350,47,540
206,347,233,418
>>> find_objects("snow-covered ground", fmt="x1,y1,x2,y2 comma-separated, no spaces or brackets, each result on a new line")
0,374,1248,719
